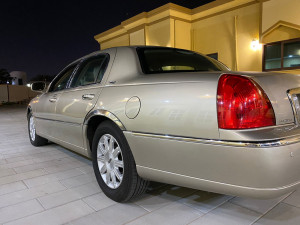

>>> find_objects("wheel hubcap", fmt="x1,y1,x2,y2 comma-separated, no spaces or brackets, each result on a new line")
97,134,124,189
29,116,36,141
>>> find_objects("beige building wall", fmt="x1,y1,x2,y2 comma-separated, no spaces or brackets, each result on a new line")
193,5,261,71
130,29,145,45
146,19,171,47
174,20,191,50
101,34,129,50
192,16,236,69
262,0,300,34
261,0,300,74
94,0,300,73
261,0,300,44
262,26,300,44
187,2,261,70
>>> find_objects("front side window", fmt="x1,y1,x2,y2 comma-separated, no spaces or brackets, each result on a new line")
137,48,228,74
264,39,300,71
70,55,108,88
50,65,76,92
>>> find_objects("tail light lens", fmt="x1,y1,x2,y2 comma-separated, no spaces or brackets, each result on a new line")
217,74,275,129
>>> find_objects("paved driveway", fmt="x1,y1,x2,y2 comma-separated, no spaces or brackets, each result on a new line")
0,104,299,225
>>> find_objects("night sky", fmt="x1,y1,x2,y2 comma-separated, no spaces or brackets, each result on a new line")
1,0,214,80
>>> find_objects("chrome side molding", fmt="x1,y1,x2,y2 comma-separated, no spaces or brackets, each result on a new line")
131,132,300,148
84,109,126,130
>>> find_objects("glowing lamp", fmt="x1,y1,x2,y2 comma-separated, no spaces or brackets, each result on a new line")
251,39,262,51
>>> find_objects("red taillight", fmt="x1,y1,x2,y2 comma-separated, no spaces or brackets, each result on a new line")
217,74,275,129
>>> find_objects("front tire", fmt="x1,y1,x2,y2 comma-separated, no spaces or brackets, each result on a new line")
28,112,48,146
92,121,149,202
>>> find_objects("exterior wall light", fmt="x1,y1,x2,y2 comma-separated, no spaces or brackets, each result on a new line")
251,39,262,51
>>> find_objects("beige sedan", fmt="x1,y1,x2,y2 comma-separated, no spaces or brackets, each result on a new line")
28,46,300,202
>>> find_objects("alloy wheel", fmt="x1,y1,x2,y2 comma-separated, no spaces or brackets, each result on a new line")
29,116,36,142
97,134,124,189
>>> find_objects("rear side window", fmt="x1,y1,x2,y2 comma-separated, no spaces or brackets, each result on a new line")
70,55,109,88
137,48,228,74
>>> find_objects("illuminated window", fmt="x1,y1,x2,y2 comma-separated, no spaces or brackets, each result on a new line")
264,39,300,71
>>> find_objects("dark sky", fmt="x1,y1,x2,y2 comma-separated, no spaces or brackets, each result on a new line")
0,0,214,80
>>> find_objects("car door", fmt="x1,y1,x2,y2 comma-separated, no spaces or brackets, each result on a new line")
35,64,77,139
53,54,110,154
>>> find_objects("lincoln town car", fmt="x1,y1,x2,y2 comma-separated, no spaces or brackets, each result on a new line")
27,46,300,202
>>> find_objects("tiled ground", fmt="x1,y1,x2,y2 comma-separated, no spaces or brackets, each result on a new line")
0,104,299,225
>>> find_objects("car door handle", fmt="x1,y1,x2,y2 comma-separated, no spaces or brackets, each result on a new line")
82,94,95,100
49,98,57,103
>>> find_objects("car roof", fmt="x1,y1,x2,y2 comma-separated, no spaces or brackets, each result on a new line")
86,45,191,58
65,46,181,67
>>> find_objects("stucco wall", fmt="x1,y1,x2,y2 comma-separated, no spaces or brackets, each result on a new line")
146,19,171,47
174,19,191,50
192,3,261,71
101,34,129,50
262,26,300,44
262,0,300,34
94,0,300,73
130,29,145,45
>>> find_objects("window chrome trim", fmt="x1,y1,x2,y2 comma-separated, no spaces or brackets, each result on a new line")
131,132,300,148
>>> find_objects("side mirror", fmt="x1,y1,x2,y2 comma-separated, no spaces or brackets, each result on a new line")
31,82,46,92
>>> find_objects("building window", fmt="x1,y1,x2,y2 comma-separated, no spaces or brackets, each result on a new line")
207,53,218,60
264,39,300,71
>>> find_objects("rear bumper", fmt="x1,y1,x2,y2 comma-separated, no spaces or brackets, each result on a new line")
124,131,300,198
136,165,300,199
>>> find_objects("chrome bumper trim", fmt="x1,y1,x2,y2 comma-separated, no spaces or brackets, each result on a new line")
131,132,300,148
287,88,300,125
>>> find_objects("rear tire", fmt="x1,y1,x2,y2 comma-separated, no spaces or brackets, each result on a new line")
28,112,48,146
92,121,149,202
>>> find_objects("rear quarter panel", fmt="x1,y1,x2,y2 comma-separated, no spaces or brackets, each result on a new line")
96,78,219,139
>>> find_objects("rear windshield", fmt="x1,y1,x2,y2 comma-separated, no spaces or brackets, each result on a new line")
137,47,229,74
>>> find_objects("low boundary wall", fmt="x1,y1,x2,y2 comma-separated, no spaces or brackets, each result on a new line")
0,85,38,103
